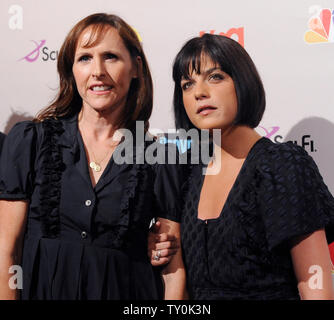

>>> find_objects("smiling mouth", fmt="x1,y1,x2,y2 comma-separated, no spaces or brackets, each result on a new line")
90,85,113,92
197,106,217,114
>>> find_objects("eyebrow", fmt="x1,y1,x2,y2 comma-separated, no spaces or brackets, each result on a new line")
202,67,221,76
181,67,221,81
100,50,118,56
74,50,118,57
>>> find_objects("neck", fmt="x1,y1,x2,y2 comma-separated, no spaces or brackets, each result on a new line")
78,106,120,141
212,125,262,161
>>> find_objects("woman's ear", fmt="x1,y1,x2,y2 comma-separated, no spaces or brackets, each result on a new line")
132,56,142,79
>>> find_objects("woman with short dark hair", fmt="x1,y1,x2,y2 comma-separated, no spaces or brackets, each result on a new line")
173,34,265,131
150,34,334,300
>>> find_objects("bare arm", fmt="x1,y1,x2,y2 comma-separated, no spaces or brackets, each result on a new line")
290,229,334,300
158,218,187,300
0,200,28,300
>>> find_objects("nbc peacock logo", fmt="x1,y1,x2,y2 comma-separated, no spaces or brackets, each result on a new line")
304,7,334,43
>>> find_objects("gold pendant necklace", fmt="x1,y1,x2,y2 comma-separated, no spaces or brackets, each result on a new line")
80,121,119,173
89,147,110,173
89,161,102,172
89,140,120,172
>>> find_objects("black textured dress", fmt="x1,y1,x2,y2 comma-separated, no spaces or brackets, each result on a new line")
181,137,334,300
0,114,183,300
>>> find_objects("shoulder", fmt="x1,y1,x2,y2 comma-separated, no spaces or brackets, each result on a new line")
6,120,39,145
254,139,334,250
251,138,326,197
6,119,61,136
255,137,308,158
8,120,36,133
253,138,314,173
5,118,67,153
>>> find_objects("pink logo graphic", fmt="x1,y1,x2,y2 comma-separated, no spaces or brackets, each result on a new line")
258,126,280,138
19,40,46,62
304,7,334,43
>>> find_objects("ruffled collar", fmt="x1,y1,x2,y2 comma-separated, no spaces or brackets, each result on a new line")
57,114,80,154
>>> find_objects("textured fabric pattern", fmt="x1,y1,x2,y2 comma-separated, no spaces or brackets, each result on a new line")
181,137,334,300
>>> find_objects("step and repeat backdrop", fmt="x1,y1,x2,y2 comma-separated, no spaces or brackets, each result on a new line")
1,0,334,257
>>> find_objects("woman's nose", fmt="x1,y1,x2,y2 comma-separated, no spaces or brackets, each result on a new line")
194,82,209,100
92,58,105,78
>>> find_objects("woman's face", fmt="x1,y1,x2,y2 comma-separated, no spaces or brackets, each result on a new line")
72,26,137,114
181,55,238,131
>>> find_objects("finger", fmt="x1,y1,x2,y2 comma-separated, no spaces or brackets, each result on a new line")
150,249,166,263
156,233,176,242
149,248,177,266
151,256,171,267
151,221,161,234
158,248,178,258
154,241,179,251
147,231,158,251
150,248,177,259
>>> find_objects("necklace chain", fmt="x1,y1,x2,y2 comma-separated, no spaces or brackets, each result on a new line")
89,147,111,172
81,129,119,173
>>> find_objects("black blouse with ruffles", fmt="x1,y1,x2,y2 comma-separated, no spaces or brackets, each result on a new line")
0,132,5,155
0,114,184,300
181,137,334,300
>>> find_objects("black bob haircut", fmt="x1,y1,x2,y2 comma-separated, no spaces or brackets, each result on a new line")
172,34,266,131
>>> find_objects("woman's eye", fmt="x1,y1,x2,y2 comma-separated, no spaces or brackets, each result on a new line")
181,82,193,91
78,55,91,62
209,73,224,81
105,53,117,60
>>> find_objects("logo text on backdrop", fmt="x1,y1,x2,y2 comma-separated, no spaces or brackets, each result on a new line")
199,27,244,47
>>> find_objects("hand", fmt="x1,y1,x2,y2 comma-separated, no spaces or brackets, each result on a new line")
148,220,179,267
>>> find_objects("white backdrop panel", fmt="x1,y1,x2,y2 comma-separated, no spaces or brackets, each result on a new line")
1,0,334,192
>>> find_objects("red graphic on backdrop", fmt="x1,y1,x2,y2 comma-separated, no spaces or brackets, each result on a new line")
199,27,244,47
329,242,334,265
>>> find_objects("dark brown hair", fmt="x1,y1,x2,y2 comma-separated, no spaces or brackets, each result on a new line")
173,34,265,130
36,13,153,131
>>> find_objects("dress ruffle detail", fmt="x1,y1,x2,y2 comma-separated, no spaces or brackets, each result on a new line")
39,119,65,238
116,162,150,249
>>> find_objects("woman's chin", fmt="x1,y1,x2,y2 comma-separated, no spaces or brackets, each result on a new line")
191,117,234,132
83,104,121,116
193,121,224,131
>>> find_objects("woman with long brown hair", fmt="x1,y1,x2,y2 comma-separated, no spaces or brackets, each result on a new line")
0,13,185,300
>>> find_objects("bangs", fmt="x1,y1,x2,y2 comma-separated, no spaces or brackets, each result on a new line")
173,33,266,130
81,23,113,48
174,40,228,83
177,45,203,81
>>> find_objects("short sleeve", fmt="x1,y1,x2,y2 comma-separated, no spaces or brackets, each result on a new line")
258,142,334,251
153,143,189,222
0,121,37,200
